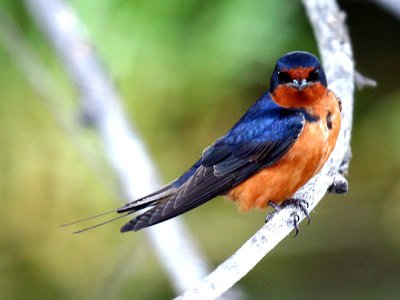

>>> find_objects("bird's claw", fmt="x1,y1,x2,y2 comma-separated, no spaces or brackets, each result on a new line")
282,198,311,225
265,198,311,237
291,212,300,237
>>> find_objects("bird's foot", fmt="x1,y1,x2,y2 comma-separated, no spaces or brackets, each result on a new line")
265,198,310,237
265,201,282,223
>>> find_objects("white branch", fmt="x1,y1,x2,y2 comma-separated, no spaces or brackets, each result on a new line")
177,0,355,299
23,0,212,293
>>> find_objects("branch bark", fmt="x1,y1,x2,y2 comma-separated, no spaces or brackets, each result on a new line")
177,0,355,299
22,0,212,294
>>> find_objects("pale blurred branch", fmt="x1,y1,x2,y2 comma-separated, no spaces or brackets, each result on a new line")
0,11,116,194
178,0,355,298
372,0,400,18
20,0,213,294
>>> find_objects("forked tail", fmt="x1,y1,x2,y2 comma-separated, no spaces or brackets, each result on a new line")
61,190,171,233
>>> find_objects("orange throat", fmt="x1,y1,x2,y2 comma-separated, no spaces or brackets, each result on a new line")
271,83,328,110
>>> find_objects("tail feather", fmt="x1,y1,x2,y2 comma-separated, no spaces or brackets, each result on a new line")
120,189,214,232
73,212,134,234
63,186,177,234
60,209,116,227
120,165,235,232
119,193,178,232
117,188,177,213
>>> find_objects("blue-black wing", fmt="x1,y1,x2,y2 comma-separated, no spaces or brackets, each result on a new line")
120,94,305,232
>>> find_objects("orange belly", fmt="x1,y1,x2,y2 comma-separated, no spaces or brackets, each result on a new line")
227,91,341,211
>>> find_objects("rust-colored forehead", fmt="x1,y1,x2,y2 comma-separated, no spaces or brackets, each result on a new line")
283,67,315,79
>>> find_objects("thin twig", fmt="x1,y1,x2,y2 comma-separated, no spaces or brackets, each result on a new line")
23,0,212,294
177,0,355,298
354,70,377,89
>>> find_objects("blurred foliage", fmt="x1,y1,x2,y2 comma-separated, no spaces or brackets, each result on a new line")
0,0,399,299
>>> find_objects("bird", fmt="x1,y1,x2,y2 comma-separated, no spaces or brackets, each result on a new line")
68,51,341,234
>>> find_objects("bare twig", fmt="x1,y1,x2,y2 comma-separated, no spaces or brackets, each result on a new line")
23,0,211,294
354,70,377,89
177,0,355,298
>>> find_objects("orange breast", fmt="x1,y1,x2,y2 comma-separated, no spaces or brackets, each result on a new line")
226,90,341,211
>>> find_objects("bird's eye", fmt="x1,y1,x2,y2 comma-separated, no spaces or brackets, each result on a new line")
277,71,292,84
308,68,320,82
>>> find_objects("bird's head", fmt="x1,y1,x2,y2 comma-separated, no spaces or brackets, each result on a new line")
270,51,328,108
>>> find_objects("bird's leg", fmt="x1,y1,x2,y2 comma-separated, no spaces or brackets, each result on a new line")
266,198,310,237
265,201,282,223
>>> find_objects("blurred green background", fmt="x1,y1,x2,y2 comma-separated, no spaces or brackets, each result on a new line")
0,0,399,299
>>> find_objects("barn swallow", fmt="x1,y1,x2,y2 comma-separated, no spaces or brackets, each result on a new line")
69,51,341,234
